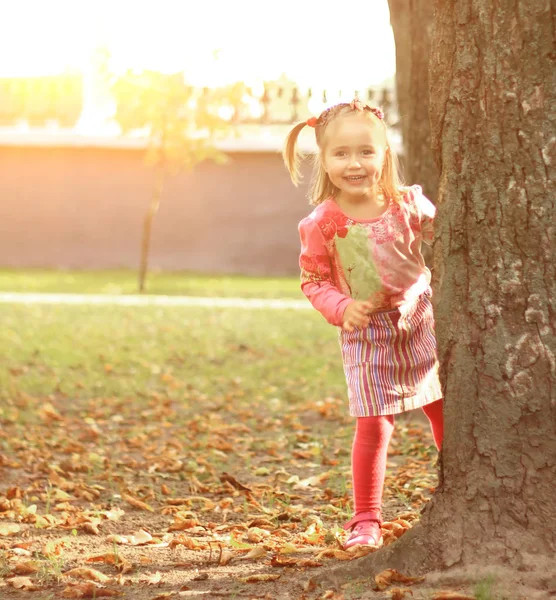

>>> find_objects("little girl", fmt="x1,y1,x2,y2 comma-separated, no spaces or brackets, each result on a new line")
283,99,444,549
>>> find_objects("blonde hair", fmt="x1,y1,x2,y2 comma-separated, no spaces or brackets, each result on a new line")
283,102,405,205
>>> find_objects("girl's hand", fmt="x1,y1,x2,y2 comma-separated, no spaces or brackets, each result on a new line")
343,301,373,332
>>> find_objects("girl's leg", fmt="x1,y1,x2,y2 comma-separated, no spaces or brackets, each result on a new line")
351,415,395,514
422,399,444,450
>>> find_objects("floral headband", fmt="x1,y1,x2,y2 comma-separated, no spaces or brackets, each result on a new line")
306,98,384,128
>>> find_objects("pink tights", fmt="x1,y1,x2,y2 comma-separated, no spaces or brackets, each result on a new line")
351,399,444,514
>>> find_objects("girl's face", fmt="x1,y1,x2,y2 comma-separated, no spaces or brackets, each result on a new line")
321,112,387,203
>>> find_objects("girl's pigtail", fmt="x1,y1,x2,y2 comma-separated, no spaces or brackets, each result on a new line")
282,122,308,186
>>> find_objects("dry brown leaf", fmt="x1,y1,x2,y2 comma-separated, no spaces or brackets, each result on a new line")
315,548,353,561
218,550,235,566
40,402,64,421
168,518,199,532
375,569,425,591
169,535,207,550
431,593,476,600
7,576,40,591
62,582,122,598
64,567,111,583
122,493,154,512
139,571,163,585
106,534,129,544
321,591,345,599
11,560,40,575
270,554,322,568
219,472,252,492
390,588,414,599
392,518,413,528
240,547,267,561
0,523,20,536
86,553,132,573
241,573,281,583
246,527,270,543
128,529,153,545
81,521,101,535
248,518,275,529
346,545,379,558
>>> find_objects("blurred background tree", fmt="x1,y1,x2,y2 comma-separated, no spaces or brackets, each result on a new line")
110,70,248,292
388,0,438,202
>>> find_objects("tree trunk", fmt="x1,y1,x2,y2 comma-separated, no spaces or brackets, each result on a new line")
427,0,555,565
388,0,438,201
138,165,165,293
319,0,555,584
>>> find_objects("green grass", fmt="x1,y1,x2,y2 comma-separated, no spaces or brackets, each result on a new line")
0,268,303,299
0,303,342,403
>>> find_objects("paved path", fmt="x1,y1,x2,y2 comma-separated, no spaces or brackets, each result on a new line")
0,292,311,310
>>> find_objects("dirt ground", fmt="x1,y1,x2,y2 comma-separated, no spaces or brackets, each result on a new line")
1,395,554,600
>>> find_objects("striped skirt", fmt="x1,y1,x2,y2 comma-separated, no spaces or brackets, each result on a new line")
339,290,443,417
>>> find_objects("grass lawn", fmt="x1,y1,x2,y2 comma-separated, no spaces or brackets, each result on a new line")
0,299,440,599
0,268,304,299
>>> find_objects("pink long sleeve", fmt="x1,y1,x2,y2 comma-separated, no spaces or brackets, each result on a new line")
298,217,354,327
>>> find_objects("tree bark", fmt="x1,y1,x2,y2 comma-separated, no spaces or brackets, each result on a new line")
138,165,165,293
428,0,555,565
319,0,555,584
388,0,438,201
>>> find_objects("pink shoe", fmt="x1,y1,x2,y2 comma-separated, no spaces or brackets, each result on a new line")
343,511,383,549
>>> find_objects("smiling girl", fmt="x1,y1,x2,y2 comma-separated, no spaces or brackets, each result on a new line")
283,99,443,549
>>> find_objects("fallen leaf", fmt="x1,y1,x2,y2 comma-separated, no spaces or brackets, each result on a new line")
40,402,64,421
86,553,132,573
431,593,476,600
218,550,235,566
168,519,200,532
169,535,207,550
271,555,322,568
81,521,101,535
62,582,122,598
0,523,20,536
390,588,414,599
106,534,129,544
64,567,111,583
140,571,163,585
315,548,353,560
219,472,252,492
101,508,125,521
12,560,40,575
240,547,267,561
248,518,275,529
128,529,153,545
122,493,154,512
375,569,425,591
7,576,40,591
292,471,332,489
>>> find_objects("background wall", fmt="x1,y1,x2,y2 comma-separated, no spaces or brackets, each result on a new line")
0,145,314,276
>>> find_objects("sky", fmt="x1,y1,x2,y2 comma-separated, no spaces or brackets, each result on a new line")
0,0,396,90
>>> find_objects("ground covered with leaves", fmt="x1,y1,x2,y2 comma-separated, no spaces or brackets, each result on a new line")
0,302,512,599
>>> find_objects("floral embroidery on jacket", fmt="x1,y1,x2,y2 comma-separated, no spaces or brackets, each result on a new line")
298,185,435,323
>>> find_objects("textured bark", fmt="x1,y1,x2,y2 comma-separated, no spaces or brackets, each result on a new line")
388,0,439,201
319,0,555,583
428,0,555,565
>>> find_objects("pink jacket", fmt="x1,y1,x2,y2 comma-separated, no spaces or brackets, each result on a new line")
298,185,435,326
